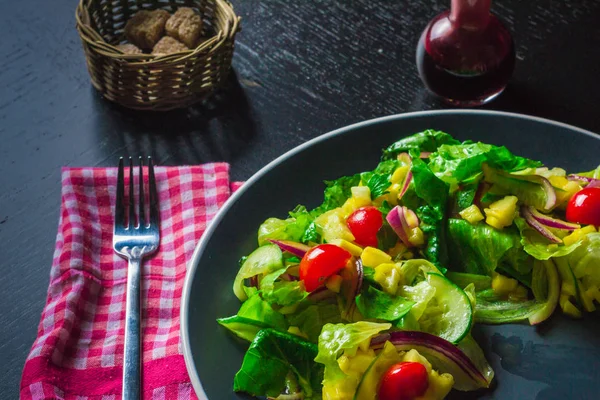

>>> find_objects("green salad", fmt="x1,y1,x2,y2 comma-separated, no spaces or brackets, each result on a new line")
218,130,600,400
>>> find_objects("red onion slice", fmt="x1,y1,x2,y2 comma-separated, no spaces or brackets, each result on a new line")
370,330,492,391
521,206,562,243
398,170,413,200
269,240,311,258
525,206,580,230
386,206,411,247
339,258,364,320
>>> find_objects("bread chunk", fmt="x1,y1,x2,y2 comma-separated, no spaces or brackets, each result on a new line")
165,7,203,48
152,36,188,55
116,43,143,54
125,10,170,49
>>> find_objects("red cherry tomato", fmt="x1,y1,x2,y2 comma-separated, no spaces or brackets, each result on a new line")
378,362,429,400
566,187,600,226
299,244,352,292
347,206,383,247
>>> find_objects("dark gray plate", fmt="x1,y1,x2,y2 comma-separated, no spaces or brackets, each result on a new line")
181,110,600,400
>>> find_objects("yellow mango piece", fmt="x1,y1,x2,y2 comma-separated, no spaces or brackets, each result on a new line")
361,246,392,267
328,238,363,257
492,272,519,297
563,225,596,246
549,176,569,187
315,208,355,242
374,263,401,295
391,165,410,184
408,227,425,246
560,296,583,318
508,285,529,302
459,204,485,224
325,274,343,293
388,241,407,258
351,186,372,202
484,195,518,229
582,288,597,312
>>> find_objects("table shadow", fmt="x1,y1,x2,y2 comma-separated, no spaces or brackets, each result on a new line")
90,70,259,168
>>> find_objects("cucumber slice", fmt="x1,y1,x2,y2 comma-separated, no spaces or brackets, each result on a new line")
233,244,283,301
421,273,473,344
353,342,402,400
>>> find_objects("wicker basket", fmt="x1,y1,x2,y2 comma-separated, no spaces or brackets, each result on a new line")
76,0,240,111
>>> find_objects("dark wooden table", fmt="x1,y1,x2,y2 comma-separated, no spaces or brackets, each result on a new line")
1,0,599,397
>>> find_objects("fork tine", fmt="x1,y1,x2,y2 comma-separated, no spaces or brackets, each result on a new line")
148,156,159,226
115,157,125,229
128,157,136,229
138,157,146,227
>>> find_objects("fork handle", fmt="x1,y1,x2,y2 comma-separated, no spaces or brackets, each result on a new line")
123,257,142,400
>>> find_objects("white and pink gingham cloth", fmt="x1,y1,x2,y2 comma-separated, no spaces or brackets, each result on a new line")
21,163,242,400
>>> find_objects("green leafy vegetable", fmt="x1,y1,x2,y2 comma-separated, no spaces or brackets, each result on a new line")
315,321,391,387
287,303,343,343
217,315,271,342
233,329,323,398
410,156,450,269
428,142,541,186
261,268,308,306
382,130,460,160
447,219,520,275
314,174,361,214
238,292,287,331
355,285,414,321
514,217,584,260
360,160,400,199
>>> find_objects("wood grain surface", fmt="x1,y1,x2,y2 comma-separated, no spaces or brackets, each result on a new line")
1,0,599,397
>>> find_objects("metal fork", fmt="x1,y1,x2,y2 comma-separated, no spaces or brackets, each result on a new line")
113,157,160,400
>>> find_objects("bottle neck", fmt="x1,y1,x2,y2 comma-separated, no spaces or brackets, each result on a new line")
450,0,491,30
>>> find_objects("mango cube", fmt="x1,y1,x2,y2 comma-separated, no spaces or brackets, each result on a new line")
484,195,518,229
459,204,485,224
361,246,392,267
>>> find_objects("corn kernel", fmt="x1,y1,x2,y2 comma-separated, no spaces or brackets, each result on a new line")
325,274,343,293
361,246,392,267
459,204,485,224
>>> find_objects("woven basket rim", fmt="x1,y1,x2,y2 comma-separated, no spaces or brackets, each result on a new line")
75,0,241,65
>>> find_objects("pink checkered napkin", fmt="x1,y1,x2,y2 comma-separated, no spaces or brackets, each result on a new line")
21,163,243,400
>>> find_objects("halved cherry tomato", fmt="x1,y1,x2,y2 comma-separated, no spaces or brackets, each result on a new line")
566,187,600,226
347,206,383,247
299,244,352,292
378,362,429,400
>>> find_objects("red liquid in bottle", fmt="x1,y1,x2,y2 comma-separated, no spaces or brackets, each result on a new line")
416,0,515,106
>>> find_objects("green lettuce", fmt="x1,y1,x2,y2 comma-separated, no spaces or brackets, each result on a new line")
234,329,323,398
447,219,521,275
428,142,542,186
360,159,400,199
410,156,450,269
514,217,584,260
559,233,600,286
315,321,391,384
237,292,287,331
355,285,414,322
287,303,343,343
382,130,460,160
217,315,271,342
261,267,308,306
314,174,361,214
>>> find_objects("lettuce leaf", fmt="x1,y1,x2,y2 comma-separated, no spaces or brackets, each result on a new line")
410,156,450,269
447,219,520,275
261,267,309,306
355,285,414,321
287,303,343,343
234,329,323,398
314,174,361,215
382,130,460,160
428,142,542,186
514,217,583,260
315,321,391,384
217,315,271,342
238,292,287,331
